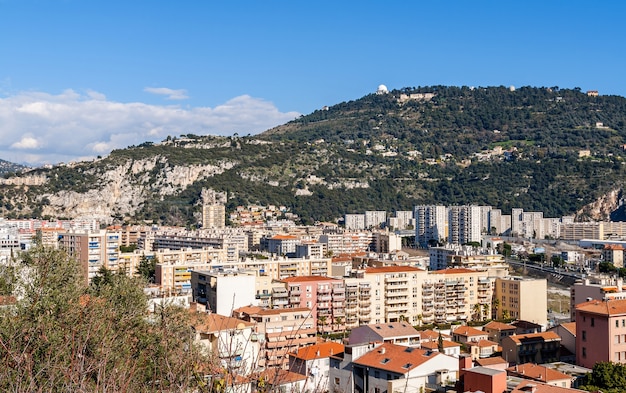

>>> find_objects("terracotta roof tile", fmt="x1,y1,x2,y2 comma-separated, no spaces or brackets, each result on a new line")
453,326,486,337
290,342,344,360
576,298,626,316
484,321,517,331
475,356,507,366
508,331,561,344
190,312,254,333
432,268,478,274
507,363,571,382
353,343,440,374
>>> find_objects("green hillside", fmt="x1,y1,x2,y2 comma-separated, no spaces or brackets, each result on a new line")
2,86,626,225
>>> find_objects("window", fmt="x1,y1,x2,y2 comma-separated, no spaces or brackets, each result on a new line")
617,320,620,328
582,331,586,341
582,347,587,358
374,371,380,378
334,378,340,385
591,318,595,327
616,335,621,344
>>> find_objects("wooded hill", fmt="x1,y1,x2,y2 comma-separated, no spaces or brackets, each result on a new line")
2,85,626,225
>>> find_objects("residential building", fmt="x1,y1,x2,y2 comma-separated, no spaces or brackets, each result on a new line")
202,203,226,229
414,205,447,247
191,270,256,315
344,214,366,231
420,340,461,357
483,321,517,344
570,277,626,320
348,322,421,347
352,342,458,393
494,276,548,328
447,205,482,245
58,229,121,284
364,211,387,229
507,363,573,389
548,322,576,360
459,354,507,393
501,331,561,365
288,342,344,393
465,339,500,360
267,234,300,256
451,325,488,343
233,306,317,370
280,276,346,331
575,298,626,368
603,244,625,268
510,380,582,393
189,310,259,374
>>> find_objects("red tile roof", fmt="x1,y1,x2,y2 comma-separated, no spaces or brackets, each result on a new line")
453,326,486,337
290,342,344,360
270,235,299,240
576,298,626,316
507,363,571,383
484,321,517,331
475,356,507,367
559,322,576,336
190,312,254,333
421,340,460,350
353,343,440,374
511,381,576,393
508,331,560,344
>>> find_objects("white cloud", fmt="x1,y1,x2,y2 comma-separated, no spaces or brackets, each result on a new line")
11,135,42,149
144,87,189,100
0,89,300,166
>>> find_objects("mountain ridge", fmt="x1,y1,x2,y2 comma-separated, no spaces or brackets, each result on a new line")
2,85,626,226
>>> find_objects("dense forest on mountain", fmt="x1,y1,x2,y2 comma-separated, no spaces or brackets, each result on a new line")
2,86,626,225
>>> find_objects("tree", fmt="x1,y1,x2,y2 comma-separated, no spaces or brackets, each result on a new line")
581,361,626,393
137,253,156,283
318,315,327,334
437,332,444,352
492,298,500,319
472,303,482,321
0,243,209,392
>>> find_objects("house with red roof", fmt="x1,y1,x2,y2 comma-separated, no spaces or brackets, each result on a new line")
288,342,344,392
452,325,489,343
351,342,458,393
507,363,573,389
465,339,501,360
483,320,517,344
502,331,561,365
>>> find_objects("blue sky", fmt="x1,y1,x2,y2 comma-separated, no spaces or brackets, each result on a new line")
1,1,625,165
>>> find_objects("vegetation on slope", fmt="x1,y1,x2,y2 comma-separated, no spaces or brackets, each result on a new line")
2,86,626,225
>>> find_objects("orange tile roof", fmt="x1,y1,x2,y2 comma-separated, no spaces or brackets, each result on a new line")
507,363,571,382
465,339,500,348
421,340,460,350
453,326,487,337
281,276,340,283
258,369,307,385
190,312,254,333
419,329,451,341
290,342,344,360
484,321,517,331
604,244,625,250
475,356,507,366
364,266,424,274
511,380,575,393
576,298,626,315
508,331,561,344
559,322,576,335
270,234,299,240
353,343,440,374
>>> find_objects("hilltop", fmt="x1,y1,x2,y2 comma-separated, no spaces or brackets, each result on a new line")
2,85,626,225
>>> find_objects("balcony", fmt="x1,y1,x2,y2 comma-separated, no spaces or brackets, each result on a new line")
273,299,288,306
385,276,409,284
358,308,371,315
333,286,345,294
318,295,332,302
317,287,331,294
386,297,409,305
333,294,346,301
290,289,302,295
358,315,371,322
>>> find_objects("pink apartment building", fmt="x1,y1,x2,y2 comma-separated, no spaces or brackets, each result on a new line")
281,276,346,332
576,298,626,368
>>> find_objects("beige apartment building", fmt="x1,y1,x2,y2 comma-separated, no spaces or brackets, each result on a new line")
58,229,121,284
494,276,547,328
233,306,317,370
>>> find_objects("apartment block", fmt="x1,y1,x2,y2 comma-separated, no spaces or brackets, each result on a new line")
279,276,346,332
344,214,366,230
364,211,387,229
576,298,626,368
570,277,626,320
202,203,226,229
58,229,121,283
191,270,257,315
414,205,447,247
501,331,561,365
233,306,317,370
494,276,548,328
318,232,372,255
448,205,482,245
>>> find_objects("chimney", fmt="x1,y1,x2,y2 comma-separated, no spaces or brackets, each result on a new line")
380,347,386,354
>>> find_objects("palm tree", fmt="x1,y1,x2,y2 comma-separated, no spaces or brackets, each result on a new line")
318,315,327,334
481,303,490,321
492,298,500,320
472,303,481,321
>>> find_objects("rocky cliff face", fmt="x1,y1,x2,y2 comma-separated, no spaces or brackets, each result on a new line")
575,188,623,221
33,156,236,223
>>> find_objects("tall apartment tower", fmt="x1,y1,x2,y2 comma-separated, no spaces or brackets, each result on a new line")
364,210,387,229
414,205,447,247
201,189,226,229
448,205,482,245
